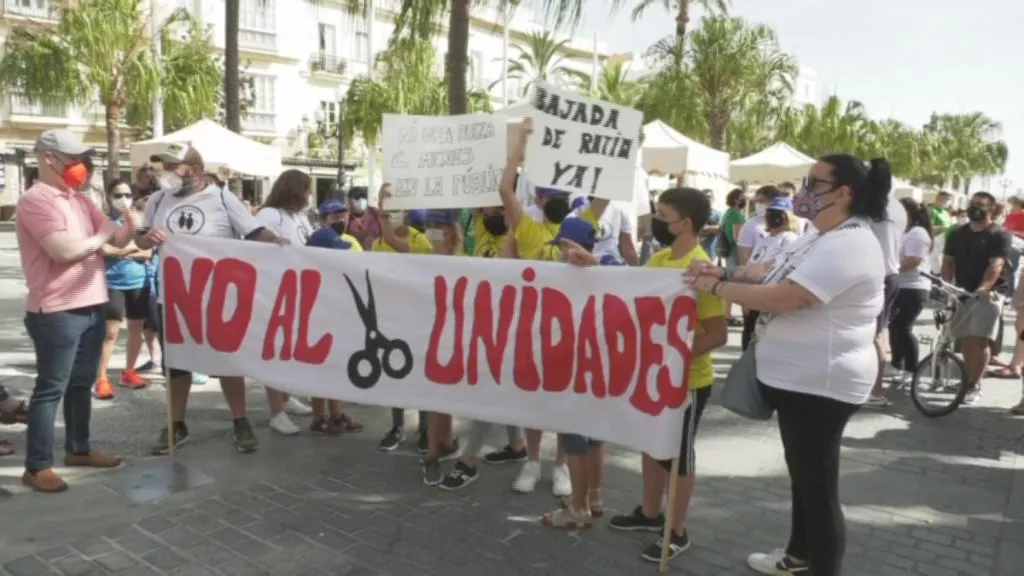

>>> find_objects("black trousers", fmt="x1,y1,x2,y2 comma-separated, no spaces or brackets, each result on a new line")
760,383,860,576
888,288,927,372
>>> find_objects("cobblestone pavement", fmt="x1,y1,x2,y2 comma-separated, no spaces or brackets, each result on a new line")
0,234,1021,575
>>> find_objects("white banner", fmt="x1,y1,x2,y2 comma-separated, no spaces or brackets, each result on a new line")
382,113,506,210
525,81,643,202
162,236,700,459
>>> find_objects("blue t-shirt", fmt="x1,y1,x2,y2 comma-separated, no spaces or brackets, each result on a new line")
104,215,147,290
146,252,159,292
700,209,723,255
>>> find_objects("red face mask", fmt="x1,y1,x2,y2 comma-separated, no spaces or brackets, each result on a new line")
62,161,89,190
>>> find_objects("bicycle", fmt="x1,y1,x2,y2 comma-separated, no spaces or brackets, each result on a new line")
902,272,973,417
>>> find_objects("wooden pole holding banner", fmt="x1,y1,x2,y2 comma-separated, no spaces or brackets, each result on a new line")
159,255,175,456
659,456,682,573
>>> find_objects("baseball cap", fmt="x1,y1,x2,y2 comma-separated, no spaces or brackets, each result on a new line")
319,198,348,218
571,196,589,211
536,186,570,199
150,142,205,171
549,218,597,247
425,209,461,225
768,196,793,212
33,129,94,156
407,209,427,227
306,227,354,250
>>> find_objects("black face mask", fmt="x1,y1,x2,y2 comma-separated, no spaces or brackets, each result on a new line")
330,221,347,235
967,206,987,222
766,211,786,230
651,218,677,246
543,197,571,223
482,214,507,236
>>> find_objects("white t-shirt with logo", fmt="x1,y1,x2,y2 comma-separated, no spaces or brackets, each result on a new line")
868,194,907,275
737,215,767,249
750,231,798,264
896,226,932,290
256,207,314,246
593,201,636,262
755,221,885,405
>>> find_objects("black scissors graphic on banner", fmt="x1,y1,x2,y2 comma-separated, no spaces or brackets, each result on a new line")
344,270,413,389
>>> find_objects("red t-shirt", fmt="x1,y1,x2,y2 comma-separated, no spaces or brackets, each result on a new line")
1004,212,1024,235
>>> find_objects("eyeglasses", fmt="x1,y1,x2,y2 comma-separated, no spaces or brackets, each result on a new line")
806,176,836,190
111,193,132,199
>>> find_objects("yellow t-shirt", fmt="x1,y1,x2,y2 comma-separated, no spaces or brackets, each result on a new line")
514,208,598,262
474,216,508,258
340,233,364,253
646,245,726,390
371,228,435,254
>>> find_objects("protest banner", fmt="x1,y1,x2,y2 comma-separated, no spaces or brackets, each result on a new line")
525,81,643,202
382,113,506,210
162,236,696,459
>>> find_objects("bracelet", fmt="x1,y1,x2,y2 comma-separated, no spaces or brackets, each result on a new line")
711,280,724,296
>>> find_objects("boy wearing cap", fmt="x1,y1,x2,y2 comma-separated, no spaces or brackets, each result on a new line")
136,143,287,457
17,130,140,492
318,198,363,249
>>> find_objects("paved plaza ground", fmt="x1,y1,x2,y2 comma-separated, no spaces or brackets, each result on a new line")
0,233,1021,576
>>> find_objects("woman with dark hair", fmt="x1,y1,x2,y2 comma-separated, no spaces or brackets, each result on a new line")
887,198,934,386
686,155,892,576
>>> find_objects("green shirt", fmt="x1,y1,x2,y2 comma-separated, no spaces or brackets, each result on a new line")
459,208,477,256
721,208,746,244
930,206,953,233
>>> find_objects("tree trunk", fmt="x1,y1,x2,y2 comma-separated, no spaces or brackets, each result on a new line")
675,0,690,45
447,0,471,115
224,0,241,132
709,111,727,151
105,105,122,185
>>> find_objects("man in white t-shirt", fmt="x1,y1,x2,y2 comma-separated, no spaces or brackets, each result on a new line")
865,193,908,407
136,143,287,456
737,186,783,264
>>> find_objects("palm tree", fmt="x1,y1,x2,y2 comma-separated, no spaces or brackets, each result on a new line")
587,59,642,106
614,0,729,45
224,0,242,132
490,30,590,97
0,0,217,183
920,112,1008,192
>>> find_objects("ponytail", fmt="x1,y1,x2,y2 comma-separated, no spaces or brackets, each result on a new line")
819,154,891,222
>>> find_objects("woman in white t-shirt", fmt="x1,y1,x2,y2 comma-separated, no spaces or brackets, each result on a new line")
255,170,317,435
686,155,890,576
742,196,800,348
887,198,934,384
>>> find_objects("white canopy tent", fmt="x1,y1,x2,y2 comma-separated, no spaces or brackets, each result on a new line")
891,178,923,202
641,120,731,208
129,119,283,178
729,142,814,185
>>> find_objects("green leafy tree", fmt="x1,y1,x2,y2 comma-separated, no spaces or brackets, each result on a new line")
491,30,590,96
0,0,220,182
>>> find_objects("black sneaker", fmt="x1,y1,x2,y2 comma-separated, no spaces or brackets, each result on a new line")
136,360,157,373
422,458,442,486
417,433,429,454
439,461,479,491
150,423,189,456
378,427,404,452
483,444,528,465
608,506,665,532
233,418,259,453
640,530,690,563
438,438,461,462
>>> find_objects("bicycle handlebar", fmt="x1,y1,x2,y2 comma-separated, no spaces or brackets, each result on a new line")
920,272,974,298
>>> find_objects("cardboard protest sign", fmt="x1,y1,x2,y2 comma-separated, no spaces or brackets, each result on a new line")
382,113,506,209
162,236,696,459
525,81,643,202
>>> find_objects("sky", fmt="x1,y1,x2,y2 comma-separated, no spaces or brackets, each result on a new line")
573,0,1023,195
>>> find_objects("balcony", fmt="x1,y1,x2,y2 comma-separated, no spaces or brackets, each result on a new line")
9,92,67,118
243,112,276,133
239,28,276,53
5,0,58,20
309,52,347,77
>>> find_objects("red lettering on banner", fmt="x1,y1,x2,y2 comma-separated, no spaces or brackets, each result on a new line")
466,282,516,385
630,296,667,415
261,270,333,365
573,296,607,398
540,288,574,392
659,296,697,409
425,276,469,384
513,268,541,391
164,256,256,352
603,295,638,396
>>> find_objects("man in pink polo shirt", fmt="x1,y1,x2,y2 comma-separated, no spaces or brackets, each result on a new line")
16,129,138,493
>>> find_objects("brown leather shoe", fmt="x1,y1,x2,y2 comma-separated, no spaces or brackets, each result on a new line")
22,469,68,493
64,451,122,468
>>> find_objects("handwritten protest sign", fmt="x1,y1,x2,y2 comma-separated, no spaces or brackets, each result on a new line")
162,235,695,459
382,113,506,210
525,81,643,202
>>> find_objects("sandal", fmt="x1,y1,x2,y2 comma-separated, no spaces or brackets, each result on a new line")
543,505,591,530
987,367,1021,379
337,413,364,433
0,440,15,456
559,492,605,518
0,400,28,425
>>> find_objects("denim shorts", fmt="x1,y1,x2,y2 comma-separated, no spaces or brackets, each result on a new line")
560,433,603,456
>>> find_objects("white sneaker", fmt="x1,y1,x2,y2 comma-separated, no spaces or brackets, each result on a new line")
513,460,542,493
864,395,890,409
964,389,982,406
283,397,313,416
552,462,572,497
747,548,808,574
269,412,300,435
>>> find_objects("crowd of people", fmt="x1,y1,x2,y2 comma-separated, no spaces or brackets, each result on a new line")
5,124,1022,575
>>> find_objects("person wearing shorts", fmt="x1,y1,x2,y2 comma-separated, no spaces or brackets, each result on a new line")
95,180,152,399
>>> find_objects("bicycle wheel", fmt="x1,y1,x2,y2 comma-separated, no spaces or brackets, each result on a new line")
909,350,969,418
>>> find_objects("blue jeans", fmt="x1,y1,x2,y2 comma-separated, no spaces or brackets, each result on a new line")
23,305,105,470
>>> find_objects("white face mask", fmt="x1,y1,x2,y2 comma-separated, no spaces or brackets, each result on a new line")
754,203,767,217
353,198,368,212
111,196,131,212
388,211,405,228
425,228,446,248
158,173,183,194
